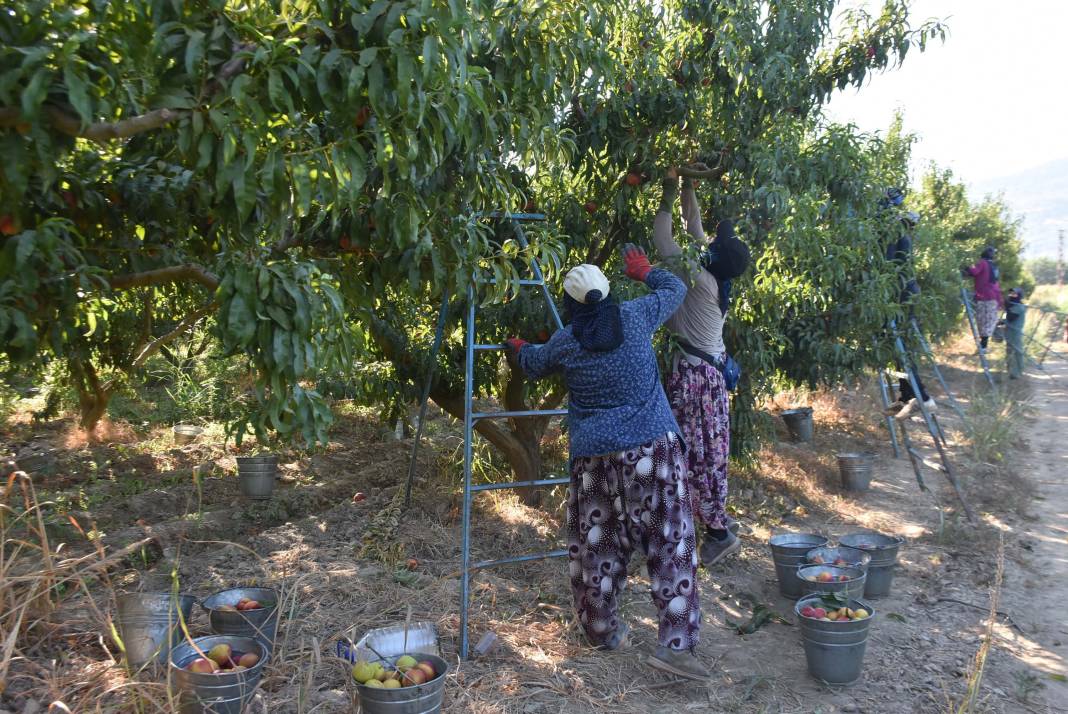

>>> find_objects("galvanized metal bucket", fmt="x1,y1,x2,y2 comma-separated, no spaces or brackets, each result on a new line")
115,591,196,668
795,595,875,686
173,425,205,445
769,533,829,599
781,408,814,442
237,455,278,499
805,546,872,573
201,587,280,656
837,452,874,492
353,652,449,714
797,564,867,601
838,532,904,598
170,635,267,714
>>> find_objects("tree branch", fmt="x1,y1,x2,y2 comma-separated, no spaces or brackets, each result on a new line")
128,301,219,372
108,264,220,291
0,43,254,144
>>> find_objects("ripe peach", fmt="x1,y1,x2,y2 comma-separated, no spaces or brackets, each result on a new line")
238,652,260,668
811,608,826,619
353,492,367,502
406,558,419,571
853,608,869,619
207,644,232,665
800,606,816,618
817,572,834,583
826,611,839,621
584,201,598,214
417,661,436,679
624,173,641,186
403,668,428,686
188,657,217,673
355,106,372,128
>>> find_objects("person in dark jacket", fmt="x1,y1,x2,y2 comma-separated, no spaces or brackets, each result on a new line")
1004,287,1026,379
507,181,708,681
883,211,936,420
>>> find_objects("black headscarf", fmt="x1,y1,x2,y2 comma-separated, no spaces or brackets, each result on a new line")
700,220,750,315
563,289,623,352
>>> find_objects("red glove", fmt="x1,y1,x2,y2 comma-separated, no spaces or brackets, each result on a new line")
622,243,653,281
505,338,528,356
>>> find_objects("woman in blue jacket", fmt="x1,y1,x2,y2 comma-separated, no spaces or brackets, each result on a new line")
507,180,707,681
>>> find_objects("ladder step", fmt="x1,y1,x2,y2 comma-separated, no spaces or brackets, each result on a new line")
472,549,568,571
472,477,568,492
483,278,544,286
472,409,567,421
474,343,505,351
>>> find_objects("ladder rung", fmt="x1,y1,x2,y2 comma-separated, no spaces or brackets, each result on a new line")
472,477,568,492
483,278,544,286
472,549,567,570
472,409,567,420
474,343,505,351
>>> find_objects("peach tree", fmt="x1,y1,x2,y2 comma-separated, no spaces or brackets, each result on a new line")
0,0,608,443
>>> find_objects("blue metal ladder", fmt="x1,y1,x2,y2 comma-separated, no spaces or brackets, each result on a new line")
403,212,569,659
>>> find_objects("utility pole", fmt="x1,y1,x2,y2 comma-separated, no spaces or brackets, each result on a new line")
1059,229,1065,287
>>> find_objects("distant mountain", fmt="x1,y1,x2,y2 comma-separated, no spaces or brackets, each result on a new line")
970,158,1068,258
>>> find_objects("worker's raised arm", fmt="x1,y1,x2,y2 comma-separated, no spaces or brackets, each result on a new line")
680,178,706,243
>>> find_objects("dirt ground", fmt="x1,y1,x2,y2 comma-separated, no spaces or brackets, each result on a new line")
3,339,1067,713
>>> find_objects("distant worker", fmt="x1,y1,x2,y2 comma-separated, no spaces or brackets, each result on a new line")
883,210,936,420
652,167,750,567
506,173,708,681
962,247,1003,354
1003,287,1026,379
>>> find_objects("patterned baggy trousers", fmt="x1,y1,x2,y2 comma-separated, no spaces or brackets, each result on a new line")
567,432,701,651
975,299,999,338
667,360,731,531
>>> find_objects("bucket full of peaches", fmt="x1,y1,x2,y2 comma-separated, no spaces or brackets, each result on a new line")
349,652,449,714
795,592,875,686
169,634,266,714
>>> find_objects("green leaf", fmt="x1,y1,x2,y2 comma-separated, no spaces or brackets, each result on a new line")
421,35,438,81
63,61,92,125
227,295,256,345
185,30,205,76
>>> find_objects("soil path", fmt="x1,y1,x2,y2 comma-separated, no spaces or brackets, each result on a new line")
999,357,1068,709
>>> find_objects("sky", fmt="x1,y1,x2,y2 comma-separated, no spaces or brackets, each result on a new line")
826,0,1068,187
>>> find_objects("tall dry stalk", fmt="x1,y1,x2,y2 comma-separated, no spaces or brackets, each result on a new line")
947,532,1005,714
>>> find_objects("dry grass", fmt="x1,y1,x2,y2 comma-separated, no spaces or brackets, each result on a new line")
943,533,1006,714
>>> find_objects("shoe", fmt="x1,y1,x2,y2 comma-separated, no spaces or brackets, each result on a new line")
882,400,905,416
700,530,740,567
592,622,630,651
647,646,710,681
723,514,740,535
894,398,919,421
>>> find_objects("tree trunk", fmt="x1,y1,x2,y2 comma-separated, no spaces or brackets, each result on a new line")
68,358,112,436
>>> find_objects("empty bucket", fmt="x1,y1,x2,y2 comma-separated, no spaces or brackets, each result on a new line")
839,532,904,598
115,591,196,668
795,594,875,686
781,408,814,442
837,452,874,492
170,635,267,714
769,533,829,599
797,564,867,601
201,587,280,656
354,651,449,714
